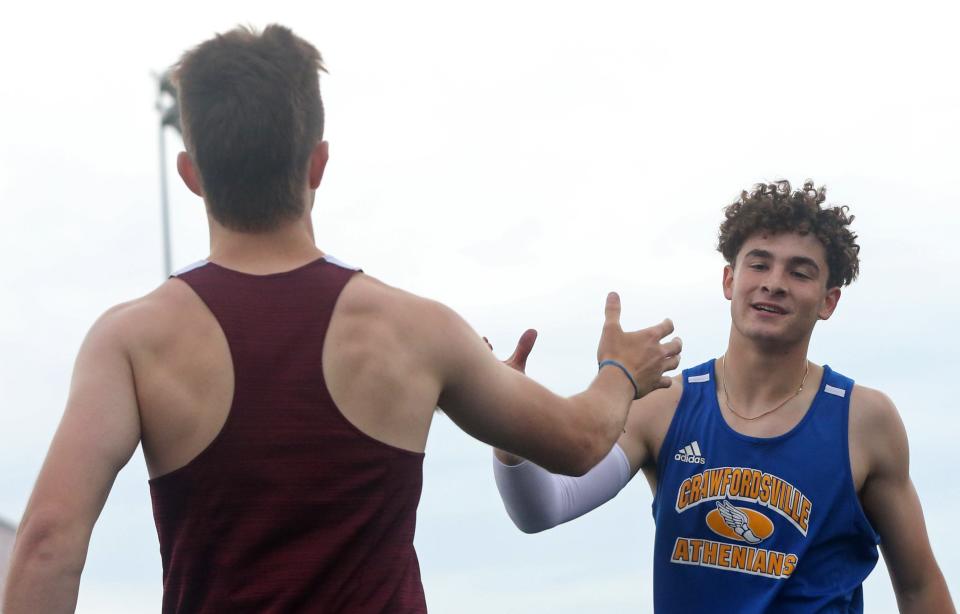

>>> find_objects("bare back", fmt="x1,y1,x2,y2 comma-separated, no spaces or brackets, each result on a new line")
128,267,444,480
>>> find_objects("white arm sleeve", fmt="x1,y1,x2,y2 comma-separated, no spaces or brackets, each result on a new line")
492,443,632,534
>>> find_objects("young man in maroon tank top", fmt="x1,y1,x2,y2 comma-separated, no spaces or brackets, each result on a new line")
3,25,682,613
493,180,953,612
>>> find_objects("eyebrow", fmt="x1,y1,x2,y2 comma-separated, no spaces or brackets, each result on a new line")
743,249,821,272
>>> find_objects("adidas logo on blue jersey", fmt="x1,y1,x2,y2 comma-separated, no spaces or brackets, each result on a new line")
675,440,706,464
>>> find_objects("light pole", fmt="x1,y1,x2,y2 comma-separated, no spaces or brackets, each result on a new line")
155,71,181,278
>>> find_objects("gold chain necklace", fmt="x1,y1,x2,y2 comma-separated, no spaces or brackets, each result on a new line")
720,355,809,421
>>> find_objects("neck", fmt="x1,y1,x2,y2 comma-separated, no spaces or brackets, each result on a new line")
207,213,323,275
719,329,813,410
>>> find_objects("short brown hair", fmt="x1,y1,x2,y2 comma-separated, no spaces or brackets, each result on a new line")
717,180,860,288
174,25,326,232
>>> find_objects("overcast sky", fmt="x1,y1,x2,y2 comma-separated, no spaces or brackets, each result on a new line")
1,1,958,612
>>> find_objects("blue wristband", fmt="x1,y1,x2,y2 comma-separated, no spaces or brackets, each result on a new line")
598,359,641,400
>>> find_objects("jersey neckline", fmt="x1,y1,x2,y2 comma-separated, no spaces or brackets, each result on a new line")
707,358,834,445
204,255,330,279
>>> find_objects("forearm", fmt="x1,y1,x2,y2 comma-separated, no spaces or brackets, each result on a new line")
895,569,955,614
565,367,635,465
493,368,632,473
3,546,84,613
492,367,634,475
3,515,90,614
493,443,632,533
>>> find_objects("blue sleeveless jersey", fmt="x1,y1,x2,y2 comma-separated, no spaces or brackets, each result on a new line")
651,359,879,613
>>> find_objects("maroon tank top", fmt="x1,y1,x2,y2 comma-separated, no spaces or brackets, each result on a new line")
149,256,427,613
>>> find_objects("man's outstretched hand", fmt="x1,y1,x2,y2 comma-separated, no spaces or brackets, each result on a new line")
484,328,537,375
597,292,681,399
487,292,681,401
486,329,539,467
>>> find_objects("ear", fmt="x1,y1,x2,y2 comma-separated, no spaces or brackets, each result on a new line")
722,264,734,301
176,152,204,197
818,287,841,320
308,140,330,189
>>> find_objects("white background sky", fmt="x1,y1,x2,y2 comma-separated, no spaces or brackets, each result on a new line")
1,1,958,612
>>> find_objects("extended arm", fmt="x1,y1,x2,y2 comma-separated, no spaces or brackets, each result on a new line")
854,387,954,613
491,336,682,532
437,292,680,476
493,443,631,533
3,308,141,613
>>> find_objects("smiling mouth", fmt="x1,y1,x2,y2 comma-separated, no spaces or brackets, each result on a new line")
752,303,787,315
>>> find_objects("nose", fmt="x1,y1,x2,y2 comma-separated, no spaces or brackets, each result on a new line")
761,267,788,296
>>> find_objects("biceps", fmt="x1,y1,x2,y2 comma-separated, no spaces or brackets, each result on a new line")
433,311,572,455
26,334,141,537
864,476,939,587
441,350,560,448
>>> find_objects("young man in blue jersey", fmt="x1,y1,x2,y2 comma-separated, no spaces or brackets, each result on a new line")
493,180,954,613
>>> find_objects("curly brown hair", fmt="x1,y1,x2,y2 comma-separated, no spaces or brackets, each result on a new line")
717,179,860,288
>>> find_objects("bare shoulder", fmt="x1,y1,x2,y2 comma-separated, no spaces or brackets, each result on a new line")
335,273,449,321
334,273,472,359
620,374,684,472
849,384,906,445
630,374,685,425
74,281,178,349
325,273,473,384
322,274,469,451
849,384,909,476
87,279,206,351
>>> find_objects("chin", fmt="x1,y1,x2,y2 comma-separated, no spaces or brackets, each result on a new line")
735,321,805,350
749,327,811,351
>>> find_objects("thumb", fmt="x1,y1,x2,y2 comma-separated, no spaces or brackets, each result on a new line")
604,292,622,329
506,329,538,373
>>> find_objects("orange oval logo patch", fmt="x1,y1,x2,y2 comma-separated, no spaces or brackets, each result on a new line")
706,500,774,544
